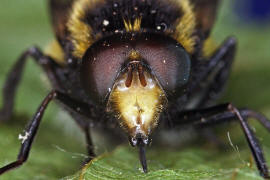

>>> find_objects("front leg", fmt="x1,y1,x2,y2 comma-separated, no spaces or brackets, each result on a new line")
173,103,270,178
0,46,61,122
186,37,237,108
0,90,96,175
0,46,97,162
197,37,236,107
67,111,96,159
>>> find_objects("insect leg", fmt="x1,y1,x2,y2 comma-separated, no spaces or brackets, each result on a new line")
197,38,237,107
68,112,96,159
0,90,95,175
174,103,270,178
0,91,56,175
45,92,98,161
0,46,61,122
182,37,236,146
84,124,95,159
187,37,237,108
0,46,96,162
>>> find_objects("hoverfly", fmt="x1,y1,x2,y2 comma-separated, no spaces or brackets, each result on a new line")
0,0,269,178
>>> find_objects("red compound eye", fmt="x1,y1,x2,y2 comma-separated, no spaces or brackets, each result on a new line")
81,38,131,103
134,34,191,96
81,33,191,103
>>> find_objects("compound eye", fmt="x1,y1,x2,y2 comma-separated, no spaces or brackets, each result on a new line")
81,37,131,103
81,33,191,104
135,34,191,97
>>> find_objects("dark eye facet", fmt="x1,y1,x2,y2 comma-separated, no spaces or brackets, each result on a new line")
80,33,191,103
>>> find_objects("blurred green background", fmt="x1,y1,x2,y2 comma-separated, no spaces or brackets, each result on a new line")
0,0,270,179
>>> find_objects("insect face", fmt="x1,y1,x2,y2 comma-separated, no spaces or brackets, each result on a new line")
1,0,270,178
81,33,191,142
108,59,166,143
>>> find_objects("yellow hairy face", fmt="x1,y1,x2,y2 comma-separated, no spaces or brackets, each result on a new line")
108,67,167,138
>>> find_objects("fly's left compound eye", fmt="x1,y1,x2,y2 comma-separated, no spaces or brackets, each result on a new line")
81,36,132,103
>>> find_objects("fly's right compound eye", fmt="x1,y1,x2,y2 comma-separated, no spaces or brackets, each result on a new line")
134,34,191,98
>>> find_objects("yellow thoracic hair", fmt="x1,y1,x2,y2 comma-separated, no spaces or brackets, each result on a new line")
67,0,104,58
67,0,197,59
123,17,142,32
45,39,65,65
173,0,196,53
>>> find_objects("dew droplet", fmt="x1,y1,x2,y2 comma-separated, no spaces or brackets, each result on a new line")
103,19,109,26
151,9,156,14
156,22,167,31
113,2,118,8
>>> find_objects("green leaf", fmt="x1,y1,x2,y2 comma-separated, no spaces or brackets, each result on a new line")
0,119,85,180
65,145,268,180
